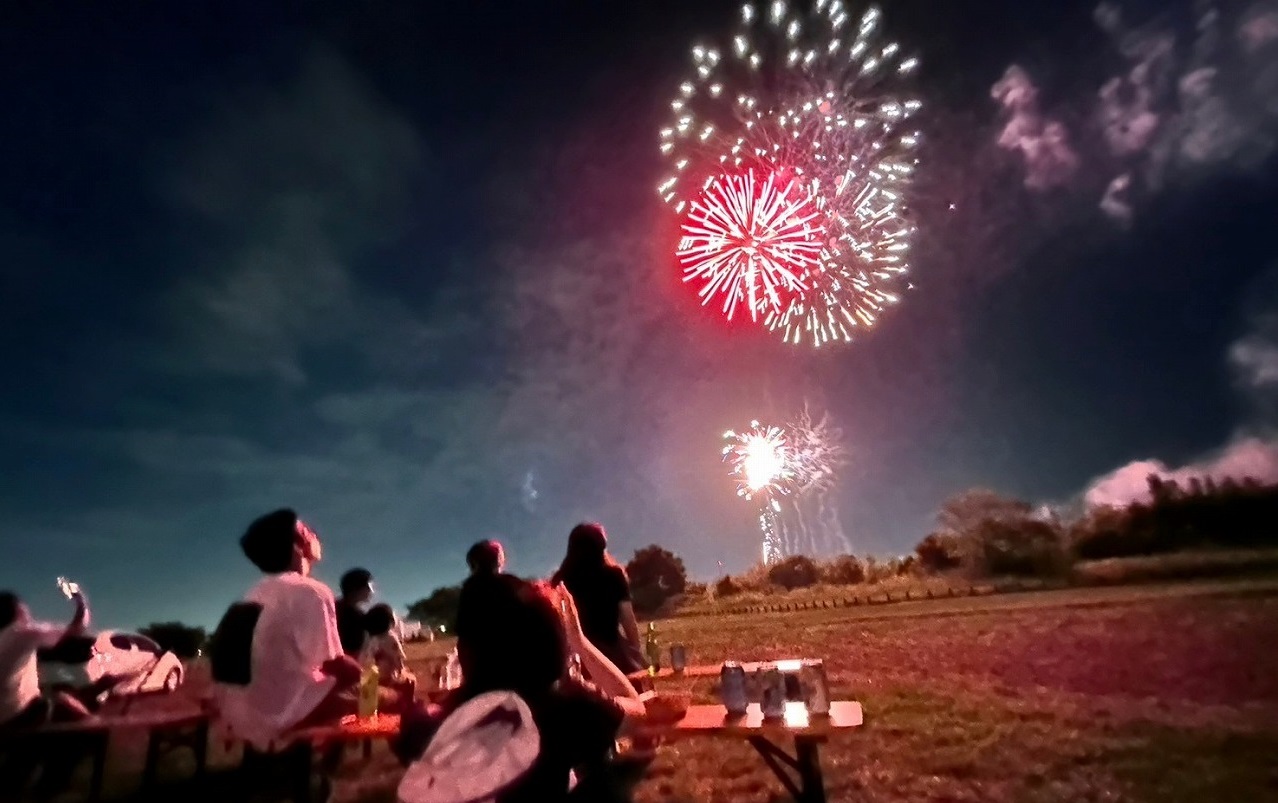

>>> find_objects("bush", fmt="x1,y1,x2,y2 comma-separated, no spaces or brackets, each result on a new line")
715,575,742,597
767,555,821,590
915,532,963,572
626,546,688,594
630,583,668,616
970,519,1070,578
821,555,866,585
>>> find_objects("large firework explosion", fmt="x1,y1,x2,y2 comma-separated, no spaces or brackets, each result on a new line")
722,410,850,563
660,0,922,347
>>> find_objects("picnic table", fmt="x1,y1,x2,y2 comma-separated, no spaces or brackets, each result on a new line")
0,708,209,803
626,661,861,803
667,701,861,803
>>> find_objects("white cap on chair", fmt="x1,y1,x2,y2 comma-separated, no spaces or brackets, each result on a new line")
398,691,539,803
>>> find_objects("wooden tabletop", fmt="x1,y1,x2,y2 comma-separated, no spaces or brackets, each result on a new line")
664,701,862,740
628,659,812,682
293,713,402,741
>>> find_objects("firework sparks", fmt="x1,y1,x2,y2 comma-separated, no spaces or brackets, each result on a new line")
660,0,921,346
678,170,822,321
723,409,849,562
722,421,794,500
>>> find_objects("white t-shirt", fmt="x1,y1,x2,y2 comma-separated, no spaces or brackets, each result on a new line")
216,573,342,748
0,620,63,725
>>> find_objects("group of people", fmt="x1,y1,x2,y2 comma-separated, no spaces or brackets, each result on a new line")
211,509,680,801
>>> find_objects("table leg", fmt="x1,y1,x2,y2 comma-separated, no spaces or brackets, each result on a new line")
794,737,827,803
142,728,162,790
746,737,803,801
87,733,108,803
292,742,315,803
193,720,209,779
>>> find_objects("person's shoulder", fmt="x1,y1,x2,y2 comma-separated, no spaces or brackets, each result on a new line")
264,573,336,607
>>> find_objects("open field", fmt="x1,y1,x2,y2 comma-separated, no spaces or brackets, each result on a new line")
66,580,1278,802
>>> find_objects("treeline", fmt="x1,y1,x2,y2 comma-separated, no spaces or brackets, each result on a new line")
407,472,1278,621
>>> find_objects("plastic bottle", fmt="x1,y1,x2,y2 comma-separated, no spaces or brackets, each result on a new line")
358,660,380,720
444,648,462,690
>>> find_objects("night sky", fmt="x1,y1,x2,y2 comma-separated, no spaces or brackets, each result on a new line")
3,0,1276,629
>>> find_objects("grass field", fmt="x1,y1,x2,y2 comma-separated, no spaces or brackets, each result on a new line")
72,580,1278,802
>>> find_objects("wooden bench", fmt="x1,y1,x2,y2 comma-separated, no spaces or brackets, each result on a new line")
0,709,209,803
232,714,402,803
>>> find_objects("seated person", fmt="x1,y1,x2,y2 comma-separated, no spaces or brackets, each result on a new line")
336,568,374,658
400,574,680,801
466,540,504,577
214,509,367,749
455,539,506,645
361,603,417,705
0,588,93,796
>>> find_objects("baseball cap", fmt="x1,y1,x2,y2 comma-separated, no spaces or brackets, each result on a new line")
398,691,540,803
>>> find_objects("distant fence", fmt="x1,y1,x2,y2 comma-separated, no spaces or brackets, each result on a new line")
678,579,1067,618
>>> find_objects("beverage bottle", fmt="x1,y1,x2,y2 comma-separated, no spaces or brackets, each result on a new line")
357,660,380,720
56,577,80,599
644,622,660,675
444,648,462,690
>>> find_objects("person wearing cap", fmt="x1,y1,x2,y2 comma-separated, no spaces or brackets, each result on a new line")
399,574,681,800
336,567,374,658
214,509,368,749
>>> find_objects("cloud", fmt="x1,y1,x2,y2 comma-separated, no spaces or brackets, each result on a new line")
990,2,1278,222
1083,438,1278,507
1084,266,1278,507
158,45,426,384
990,66,1080,190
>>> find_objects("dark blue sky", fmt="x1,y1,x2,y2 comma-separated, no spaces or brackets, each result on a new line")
3,0,1276,629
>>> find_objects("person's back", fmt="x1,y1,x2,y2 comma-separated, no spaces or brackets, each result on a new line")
559,565,628,650
218,572,342,747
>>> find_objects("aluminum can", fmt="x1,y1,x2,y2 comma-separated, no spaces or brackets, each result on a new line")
801,659,830,716
670,644,687,673
719,661,749,716
759,665,786,719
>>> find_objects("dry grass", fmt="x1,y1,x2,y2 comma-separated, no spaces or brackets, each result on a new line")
63,580,1278,802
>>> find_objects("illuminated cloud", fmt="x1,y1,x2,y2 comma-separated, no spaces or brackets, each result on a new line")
990,66,1080,190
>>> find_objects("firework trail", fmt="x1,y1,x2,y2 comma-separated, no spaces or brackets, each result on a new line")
723,408,850,562
660,0,922,346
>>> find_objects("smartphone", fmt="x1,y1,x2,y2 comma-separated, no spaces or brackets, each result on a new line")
56,577,80,599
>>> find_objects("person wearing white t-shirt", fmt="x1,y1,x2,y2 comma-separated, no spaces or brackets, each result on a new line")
214,509,364,749
0,588,94,796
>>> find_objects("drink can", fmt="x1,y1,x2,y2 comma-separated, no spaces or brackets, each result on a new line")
759,665,786,719
670,645,687,673
719,661,748,716
801,659,831,716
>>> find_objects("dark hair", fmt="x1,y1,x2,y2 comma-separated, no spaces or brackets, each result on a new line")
240,509,299,574
551,522,622,586
465,540,503,575
340,568,374,595
364,603,396,636
0,592,20,630
456,575,567,700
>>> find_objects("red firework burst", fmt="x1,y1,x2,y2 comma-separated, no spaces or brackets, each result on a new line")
677,169,825,323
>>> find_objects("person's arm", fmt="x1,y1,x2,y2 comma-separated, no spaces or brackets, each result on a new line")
557,587,638,700
65,591,90,637
614,569,641,650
